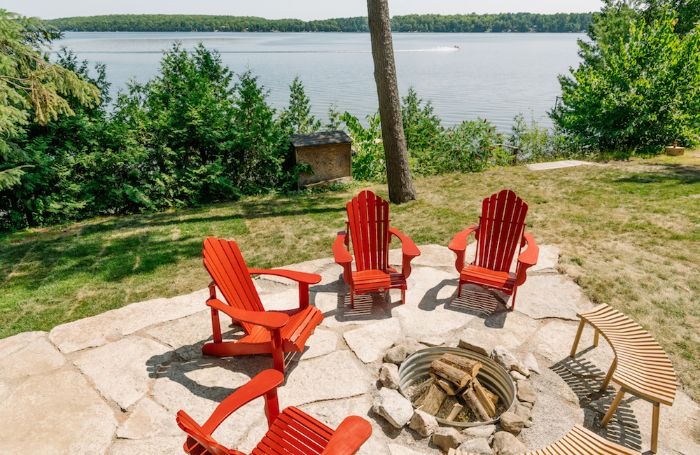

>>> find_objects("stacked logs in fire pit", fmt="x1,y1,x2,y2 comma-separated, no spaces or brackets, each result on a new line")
415,353,499,422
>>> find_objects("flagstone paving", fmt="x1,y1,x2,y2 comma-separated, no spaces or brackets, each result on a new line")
0,244,697,454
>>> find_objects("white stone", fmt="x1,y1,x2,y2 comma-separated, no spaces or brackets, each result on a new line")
281,350,373,407
529,245,560,274
516,275,593,321
49,288,207,353
527,319,588,362
343,318,403,363
409,409,439,437
458,437,493,455
388,443,434,455
0,369,116,454
491,346,528,376
146,309,214,360
379,363,401,389
462,424,496,439
499,411,526,435
522,353,540,375
492,431,526,455
73,335,173,410
372,388,414,428
431,427,466,452
384,344,410,364
299,328,338,360
117,397,181,439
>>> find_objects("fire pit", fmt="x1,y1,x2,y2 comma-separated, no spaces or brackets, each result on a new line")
398,347,515,427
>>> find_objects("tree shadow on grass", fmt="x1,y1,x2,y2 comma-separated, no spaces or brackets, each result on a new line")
613,163,700,186
552,356,643,452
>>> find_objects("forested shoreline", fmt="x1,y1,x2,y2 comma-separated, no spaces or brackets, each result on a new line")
47,13,594,33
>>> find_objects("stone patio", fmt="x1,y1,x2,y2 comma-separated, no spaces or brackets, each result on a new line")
0,244,698,454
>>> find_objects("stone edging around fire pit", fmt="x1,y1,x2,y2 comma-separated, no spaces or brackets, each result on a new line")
0,245,698,455
374,342,539,454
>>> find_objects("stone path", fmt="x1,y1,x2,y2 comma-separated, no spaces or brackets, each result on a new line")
527,160,595,171
0,244,698,454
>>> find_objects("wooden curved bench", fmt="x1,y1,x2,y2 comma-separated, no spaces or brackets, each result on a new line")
449,424,640,455
570,304,677,454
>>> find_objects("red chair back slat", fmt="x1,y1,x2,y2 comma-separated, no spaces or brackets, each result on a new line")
203,237,265,334
346,190,390,272
475,190,528,272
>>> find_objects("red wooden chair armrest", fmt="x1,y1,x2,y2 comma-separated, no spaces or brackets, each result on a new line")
332,231,353,265
321,416,372,454
198,369,284,434
389,227,421,258
515,232,539,286
207,298,290,330
448,225,478,272
248,268,322,285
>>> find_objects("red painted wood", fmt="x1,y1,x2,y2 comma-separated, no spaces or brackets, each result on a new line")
334,190,420,305
448,190,538,310
178,370,372,455
202,237,323,373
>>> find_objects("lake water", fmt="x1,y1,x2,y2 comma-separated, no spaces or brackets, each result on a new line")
53,32,583,130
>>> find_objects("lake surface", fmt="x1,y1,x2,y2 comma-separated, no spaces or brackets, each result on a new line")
53,32,583,130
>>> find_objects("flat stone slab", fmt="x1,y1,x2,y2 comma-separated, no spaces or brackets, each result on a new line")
527,160,594,171
117,397,181,440
517,275,594,321
343,318,403,363
74,335,173,410
0,331,65,381
529,244,560,274
49,288,207,353
0,368,116,453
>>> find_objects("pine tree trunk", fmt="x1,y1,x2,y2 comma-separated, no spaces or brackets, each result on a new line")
366,0,416,204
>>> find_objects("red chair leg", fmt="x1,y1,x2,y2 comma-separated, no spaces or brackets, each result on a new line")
457,282,462,298
211,308,223,344
271,330,285,374
509,287,519,311
401,287,406,305
350,288,355,309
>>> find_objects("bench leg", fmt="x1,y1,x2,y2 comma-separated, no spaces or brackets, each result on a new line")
600,357,617,392
651,402,660,453
593,329,600,347
601,388,625,427
570,319,586,358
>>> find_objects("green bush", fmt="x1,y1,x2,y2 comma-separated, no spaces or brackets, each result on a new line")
551,5,700,156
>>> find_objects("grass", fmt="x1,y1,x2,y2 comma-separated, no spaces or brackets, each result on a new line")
1,152,699,400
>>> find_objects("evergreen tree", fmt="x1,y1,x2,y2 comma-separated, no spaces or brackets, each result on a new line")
280,76,321,135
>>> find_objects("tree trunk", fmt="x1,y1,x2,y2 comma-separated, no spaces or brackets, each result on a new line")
366,0,416,204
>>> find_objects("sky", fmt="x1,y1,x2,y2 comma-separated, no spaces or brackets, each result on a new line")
4,1,604,21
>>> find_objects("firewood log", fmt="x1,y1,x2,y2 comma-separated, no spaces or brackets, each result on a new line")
441,354,482,378
418,382,447,416
430,359,472,389
473,380,496,417
446,402,464,421
462,386,491,421
430,373,458,396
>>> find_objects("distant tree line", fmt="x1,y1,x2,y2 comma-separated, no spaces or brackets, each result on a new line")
47,13,594,33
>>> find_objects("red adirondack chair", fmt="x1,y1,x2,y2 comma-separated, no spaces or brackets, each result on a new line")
202,237,324,374
448,189,539,311
333,190,420,307
177,369,372,455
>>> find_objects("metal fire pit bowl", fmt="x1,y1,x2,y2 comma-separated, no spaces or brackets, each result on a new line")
398,346,515,428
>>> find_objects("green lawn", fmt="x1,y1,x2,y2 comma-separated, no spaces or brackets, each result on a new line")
2,152,699,399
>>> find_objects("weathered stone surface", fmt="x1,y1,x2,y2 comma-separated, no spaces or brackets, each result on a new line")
300,328,338,360
516,275,593,321
510,370,527,381
108,436,185,455
257,257,336,286
431,427,466,452
409,409,439,437
117,397,181,439
0,369,116,453
0,331,65,380
372,388,414,428
299,395,390,455
384,344,410,364
73,335,173,410
402,266,459,307
522,353,540,375
517,380,537,404
316,291,393,328
527,319,589,362
458,437,493,455
491,346,528,376
343,318,402,363
513,403,533,428
146,309,213,360
50,288,207,353
390,244,457,270
281,350,373,407
258,288,304,312
379,363,401,389
492,431,527,455
388,443,434,455
462,424,496,439
529,245,560,274
499,411,526,435
394,291,473,342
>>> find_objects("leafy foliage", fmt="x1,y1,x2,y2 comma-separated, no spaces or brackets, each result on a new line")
280,76,321,135
551,2,700,156
47,13,594,33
